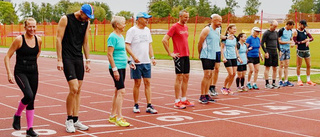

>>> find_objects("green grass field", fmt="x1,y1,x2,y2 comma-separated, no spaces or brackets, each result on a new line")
288,74,320,84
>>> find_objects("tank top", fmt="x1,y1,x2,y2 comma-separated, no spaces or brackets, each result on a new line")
296,29,308,50
237,42,247,65
200,26,218,60
15,35,39,74
62,13,89,59
223,36,237,59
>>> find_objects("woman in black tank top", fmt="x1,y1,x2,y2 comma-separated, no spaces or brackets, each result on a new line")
4,17,42,137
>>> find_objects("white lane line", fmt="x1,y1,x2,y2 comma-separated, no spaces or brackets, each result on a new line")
141,97,164,100
35,105,62,109
0,124,50,131
90,101,113,104
80,96,91,99
293,91,316,94
136,112,178,118
122,106,144,109
49,111,88,116
243,102,275,107
193,107,230,112
216,98,240,101
287,99,317,102
89,124,116,128
0,117,13,120
56,92,68,94
255,94,279,97
81,119,108,123
6,95,20,98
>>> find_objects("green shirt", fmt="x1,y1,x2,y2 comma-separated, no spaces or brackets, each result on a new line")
108,32,127,69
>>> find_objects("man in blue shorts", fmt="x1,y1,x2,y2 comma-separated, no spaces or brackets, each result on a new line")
126,12,157,114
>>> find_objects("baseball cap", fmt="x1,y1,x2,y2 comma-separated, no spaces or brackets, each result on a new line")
81,4,94,19
136,12,152,20
252,27,261,32
299,20,307,27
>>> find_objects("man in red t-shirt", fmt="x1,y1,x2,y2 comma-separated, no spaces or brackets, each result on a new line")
162,10,194,109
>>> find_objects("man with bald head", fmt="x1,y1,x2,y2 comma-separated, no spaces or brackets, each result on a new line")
261,20,280,89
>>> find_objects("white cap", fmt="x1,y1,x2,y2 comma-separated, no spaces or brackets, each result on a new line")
252,27,261,32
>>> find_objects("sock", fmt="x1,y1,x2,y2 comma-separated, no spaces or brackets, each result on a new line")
181,97,186,102
284,80,288,82
307,75,311,81
265,80,269,85
209,85,214,90
272,79,276,84
117,117,122,121
147,103,152,108
110,114,115,118
241,78,245,87
297,75,301,81
253,83,257,86
175,99,180,103
15,101,27,116
212,85,216,90
134,103,139,107
236,77,240,87
67,115,73,121
26,110,34,130
72,116,78,123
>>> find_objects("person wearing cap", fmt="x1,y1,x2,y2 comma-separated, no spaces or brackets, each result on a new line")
246,27,263,90
278,20,295,87
261,20,281,89
293,20,316,86
125,12,157,114
162,10,194,109
56,4,94,133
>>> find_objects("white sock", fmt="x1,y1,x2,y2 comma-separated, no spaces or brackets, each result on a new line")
297,75,301,81
253,83,256,85
307,75,311,81
110,115,115,118
181,97,186,102
284,80,288,82
117,117,122,121
175,99,180,103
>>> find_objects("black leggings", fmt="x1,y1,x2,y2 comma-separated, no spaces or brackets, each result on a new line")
14,73,38,110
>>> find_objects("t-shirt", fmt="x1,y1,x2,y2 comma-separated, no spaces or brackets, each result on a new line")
200,26,219,60
167,23,189,57
261,30,279,54
125,26,153,64
107,32,127,69
222,36,237,59
278,27,292,50
237,42,247,65
246,35,260,58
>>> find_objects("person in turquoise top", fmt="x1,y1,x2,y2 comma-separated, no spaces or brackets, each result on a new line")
107,16,132,127
220,24,241,95
235,33,248,92
278,20,295,87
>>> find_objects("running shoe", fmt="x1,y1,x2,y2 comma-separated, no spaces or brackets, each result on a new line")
285,81,294,87
133,104,140,113
209,88,218,96
221,87,228,95
65,119,75,133
227,88,234,94
252,83,259,90
247,83,253,90
26,128,38,137
306,81,316,86
146,105,158,114
12,115,21,130
199,95,208,104
237,87,243,92
181,100,195,107
272,83,280,89
297,80,304,86
241,86,248,92
74,120,89,130
174,101,186,109
279,81,285,87
108,115,117,123
205,95,216,103
265,84,273,89
115,118,130,127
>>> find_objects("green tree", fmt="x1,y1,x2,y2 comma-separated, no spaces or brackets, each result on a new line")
31,2,41,22
18,1,31,19
0,1,18,24
225,0,240,14
181,0,197,8
185,6,198,17
39,3,54,22
149,1,171,17
220,7,230,16
115,10,133,20
244,0,261,15
198,0,212,17
289,0,315,13
212,4,222,15
92,2,112,20
170,5,183,18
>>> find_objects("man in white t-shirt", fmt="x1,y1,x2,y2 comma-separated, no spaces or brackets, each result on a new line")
125,12,157,114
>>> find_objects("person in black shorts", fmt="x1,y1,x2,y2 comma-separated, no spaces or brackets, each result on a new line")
56,4,93,133
4,17,41,137
261,20,280,89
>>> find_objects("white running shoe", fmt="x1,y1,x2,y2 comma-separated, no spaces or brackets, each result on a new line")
65,119,75,133
74,120,89,130
133,104,140,113
146,106,158,114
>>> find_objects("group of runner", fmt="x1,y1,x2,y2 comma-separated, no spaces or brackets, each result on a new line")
3,5,317,136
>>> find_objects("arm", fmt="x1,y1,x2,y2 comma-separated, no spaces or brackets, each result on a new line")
83,21,91,73
56,15,67,71
235,43,242,63
36,35,42,58
4,36,22,84
220,42,227,63
293,30,298,45
162,34,178,58
149,43,156,66
125,43,140,63
261,32,268,53
107,46,120,81
197,27,210,57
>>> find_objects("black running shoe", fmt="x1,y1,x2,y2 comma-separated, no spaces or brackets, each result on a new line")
198,95,208,104
26,128,38,137
209,87,218,96
12,115,21,130
206,95,216,103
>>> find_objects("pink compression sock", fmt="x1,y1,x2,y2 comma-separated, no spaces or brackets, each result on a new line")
26,110,34,130
15,101,27,116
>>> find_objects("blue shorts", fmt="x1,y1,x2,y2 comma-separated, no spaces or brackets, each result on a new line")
215,52,221,63
280,48,290,61
130,63,151,79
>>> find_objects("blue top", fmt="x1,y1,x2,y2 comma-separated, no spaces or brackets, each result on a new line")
246,35,260,57
222,36,237,59
278,27,292,50
214,27,221,52
237,42,247,65
107,32,127,69
200,26,219,60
